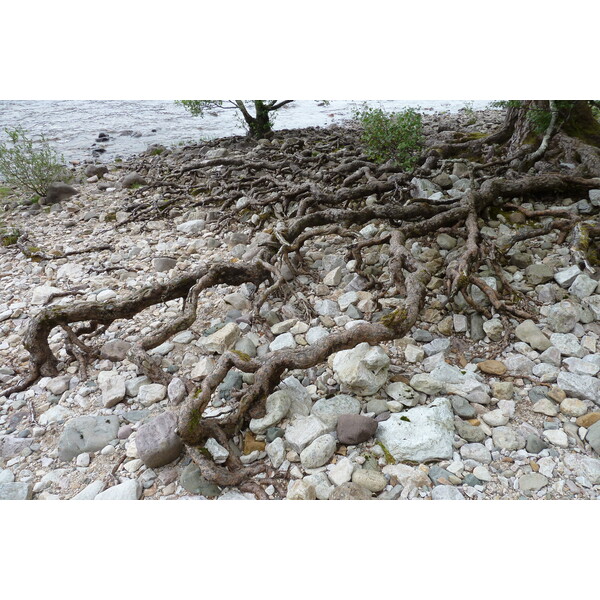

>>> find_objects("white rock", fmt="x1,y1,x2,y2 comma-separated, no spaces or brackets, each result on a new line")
196,323,240,354
376,398,454,462
285,415,330,453
190,356,216,379
138,383,167,406
543,429,569,448
266,437,285,469
332,342,390,396
97,370,126,408
94,479,141,500
328,457,355,486
269,332,297,352
300,434,337,469
70,480,106,500
205,438,229,464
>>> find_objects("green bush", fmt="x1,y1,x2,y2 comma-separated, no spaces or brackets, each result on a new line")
355,105,423,170
0,127,70,197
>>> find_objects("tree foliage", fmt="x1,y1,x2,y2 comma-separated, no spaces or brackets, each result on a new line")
0,127,70,197
354,105,423,171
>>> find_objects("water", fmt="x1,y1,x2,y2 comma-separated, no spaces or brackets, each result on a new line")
0,99,492,163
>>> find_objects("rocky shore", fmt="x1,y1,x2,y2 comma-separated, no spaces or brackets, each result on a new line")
1,109,600,501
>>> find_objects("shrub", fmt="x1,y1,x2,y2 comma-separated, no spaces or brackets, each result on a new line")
0,127,70,197
355,105,423,170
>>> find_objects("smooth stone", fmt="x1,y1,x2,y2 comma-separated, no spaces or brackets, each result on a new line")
492,426,526,451
514,320,552,351
519,473,549,493
58,415,119,461
180,464,221,497
0,482,33,500
526,434,549,454
70,480,106,500
454,418,486,442
351,468,387,492
249,390,294,434
94,479,141,500
137,383,167,406
336,414,379,445
585,421,600,455
477,360,507,376
287,480,317,500
97,370,126,408
560,397,588,417
300,434,337,469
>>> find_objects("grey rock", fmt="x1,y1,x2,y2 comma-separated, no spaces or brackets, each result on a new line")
95,479,141,500
568,274,598,299
70,480,106,500
492,426,526,451
126,375,151,397
153,257,177,272
249,390,293,434
218,369,243,400
550,333,585,357
556,371,600,404
514,320,552,351
431,485,464,500
97,370,126,408
460,442,492,463
546,301,580,333
303,472,335,500
587,421,600,455
58,415,119,461
266,437,285,469
136,412,183,468
451,397,476,419
121,172,147,188
554,265,582,288
563,453,600,484
376,398,454,462
526,434,549,454
167,377,187,404
269,332,297,352
138,383,167,406
196,322,240,354
470,313,486,342
0,482,33,500
311,394,361,429
100,339,132,361
525,264,554,285
42,182,78,205
180,463,221,497
519,473,549,494
454,417,486,442
352,468,387,493
176,219,205,234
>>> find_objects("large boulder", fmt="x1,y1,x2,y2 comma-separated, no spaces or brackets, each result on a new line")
332,343,390,396
40,182,78,205
375,397,454,462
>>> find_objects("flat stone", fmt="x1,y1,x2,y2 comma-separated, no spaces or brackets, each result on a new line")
153,257,177,272
563,453,600,484
519,473,548,494
568,274,598,299
431,485,465,500
532,398,559,417
269,332,297,352
176,219,205,234
95,479,141,500
190,356,216,379
58,415,119,462
491,382,514,400
525,264,554,285
543,429,569,448
375,398,454,462
526,434,549,454
135,411,183,468
460,442,492,463
137,383,167,406
549,333,585,358
454,417,486,442
586,421,600,455
477,360,507,375
576,412,600,428
546,301,580,333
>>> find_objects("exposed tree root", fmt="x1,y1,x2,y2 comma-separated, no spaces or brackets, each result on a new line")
5,111,600,497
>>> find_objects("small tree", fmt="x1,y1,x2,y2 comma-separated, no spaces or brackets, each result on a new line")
178,100,294,139
355,105,423,170
0,127,70,197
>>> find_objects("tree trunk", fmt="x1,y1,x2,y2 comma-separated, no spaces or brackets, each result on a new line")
248,101,273,139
